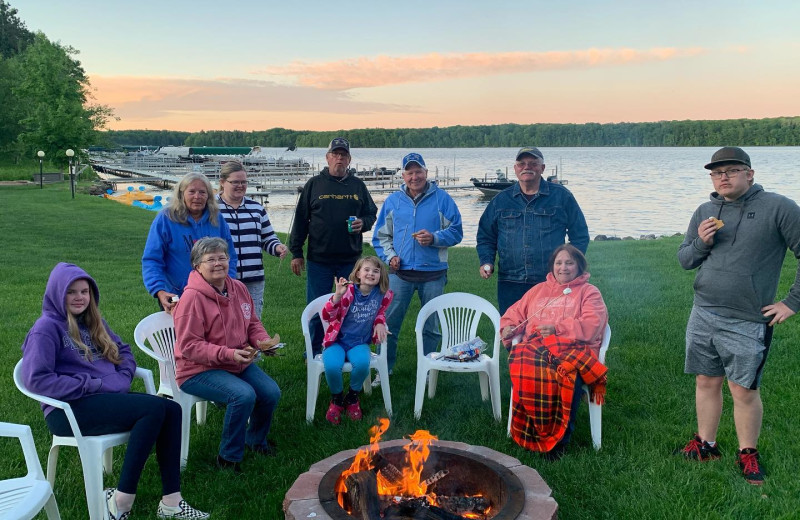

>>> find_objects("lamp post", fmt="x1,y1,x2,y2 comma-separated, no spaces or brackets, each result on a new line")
37,150,45,189
66,149,75,199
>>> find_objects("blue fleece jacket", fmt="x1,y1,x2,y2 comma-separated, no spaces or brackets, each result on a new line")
372,181,463,271
142,208,238,297
21,263,137,416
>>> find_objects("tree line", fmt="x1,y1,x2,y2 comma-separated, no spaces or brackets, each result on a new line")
0,1,114,168
105,118,800,149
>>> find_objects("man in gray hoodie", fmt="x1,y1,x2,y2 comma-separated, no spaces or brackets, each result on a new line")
676,146,800,485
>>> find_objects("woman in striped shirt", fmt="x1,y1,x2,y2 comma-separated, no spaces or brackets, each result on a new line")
216,161,287,318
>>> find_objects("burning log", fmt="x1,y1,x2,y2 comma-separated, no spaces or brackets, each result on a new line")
422,469,449,487
433,495,489,516
343,471,381,520
372,452,404,484
383,497,468,520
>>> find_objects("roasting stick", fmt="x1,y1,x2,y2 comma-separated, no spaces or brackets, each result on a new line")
508,288,572,337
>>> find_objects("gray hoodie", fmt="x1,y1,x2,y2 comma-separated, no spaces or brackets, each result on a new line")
678,183,800,322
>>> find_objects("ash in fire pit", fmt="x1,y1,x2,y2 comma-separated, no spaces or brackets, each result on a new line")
317,420,525,520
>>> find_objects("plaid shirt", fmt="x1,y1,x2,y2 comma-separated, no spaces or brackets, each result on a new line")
508,333,607,452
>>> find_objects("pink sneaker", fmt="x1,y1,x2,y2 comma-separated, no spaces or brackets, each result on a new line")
325,401,344,425
345,400,362,421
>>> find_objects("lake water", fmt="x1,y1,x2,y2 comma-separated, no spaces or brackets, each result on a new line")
113,146,800,247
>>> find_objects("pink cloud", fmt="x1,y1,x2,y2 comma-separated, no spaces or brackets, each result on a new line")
90,76,411,121
261,47,706,90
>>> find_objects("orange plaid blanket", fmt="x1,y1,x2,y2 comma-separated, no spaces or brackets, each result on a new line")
508,333,607,452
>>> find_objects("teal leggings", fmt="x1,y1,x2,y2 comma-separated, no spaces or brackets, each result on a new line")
322,343,371,394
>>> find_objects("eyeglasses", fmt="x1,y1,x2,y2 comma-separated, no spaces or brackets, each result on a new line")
200,256,229,265
227,180,248,186
328,151,349,158
516,160,541,168
709,167,748,179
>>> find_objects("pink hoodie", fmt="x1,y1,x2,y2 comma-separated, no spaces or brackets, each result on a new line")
500,272,608,355
173,270,271,386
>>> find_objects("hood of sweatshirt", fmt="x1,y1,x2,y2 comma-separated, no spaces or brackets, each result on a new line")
42,263,100,322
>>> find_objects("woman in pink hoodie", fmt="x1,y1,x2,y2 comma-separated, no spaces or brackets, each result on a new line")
501,244,608,459
173,238,281,473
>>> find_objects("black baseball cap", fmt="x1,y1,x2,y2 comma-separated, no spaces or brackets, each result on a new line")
704,146,751,170
327,137,350,154
515,146,544,161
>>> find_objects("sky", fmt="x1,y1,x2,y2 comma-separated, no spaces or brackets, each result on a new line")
17,0,800,132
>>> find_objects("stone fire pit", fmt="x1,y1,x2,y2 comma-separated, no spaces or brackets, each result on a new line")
283,439,557,520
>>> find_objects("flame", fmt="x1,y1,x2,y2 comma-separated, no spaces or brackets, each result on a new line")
337,419,440,507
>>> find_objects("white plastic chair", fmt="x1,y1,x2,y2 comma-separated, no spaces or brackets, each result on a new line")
302,293,392,422
13,359,155,520
0,422,60,520
506,323,611,451
133,311,207,469
413,292,502,420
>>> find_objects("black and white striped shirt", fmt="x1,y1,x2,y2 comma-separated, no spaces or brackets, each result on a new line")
216,195,283,283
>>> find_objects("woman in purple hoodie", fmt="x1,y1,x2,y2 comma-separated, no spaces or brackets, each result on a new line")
21,263,209,520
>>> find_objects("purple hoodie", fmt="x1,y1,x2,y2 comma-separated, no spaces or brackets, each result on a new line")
21,263,137,416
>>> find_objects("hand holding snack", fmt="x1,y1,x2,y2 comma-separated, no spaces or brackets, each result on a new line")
233,348,256,364
698,217,721,246
256,334,283,356
413,229,434,246
709,217,724,230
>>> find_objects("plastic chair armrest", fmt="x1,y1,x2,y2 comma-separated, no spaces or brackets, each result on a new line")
134,367,156,395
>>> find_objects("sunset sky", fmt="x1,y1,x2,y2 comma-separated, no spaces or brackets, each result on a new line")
19,0,800,132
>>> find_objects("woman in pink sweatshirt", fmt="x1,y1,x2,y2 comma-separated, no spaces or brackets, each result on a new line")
173,238,281,473
501,244,608,458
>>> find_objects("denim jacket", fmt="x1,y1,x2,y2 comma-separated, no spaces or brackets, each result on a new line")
476,181,589,284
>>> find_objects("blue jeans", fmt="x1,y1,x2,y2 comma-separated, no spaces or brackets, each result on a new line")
244,279,265,319
322,343,372,395
557,375,586,448
498,280,537,315
307,260,357,355
180,364,281,463
383,273,446,372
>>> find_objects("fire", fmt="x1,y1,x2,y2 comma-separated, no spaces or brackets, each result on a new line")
337,419,439,507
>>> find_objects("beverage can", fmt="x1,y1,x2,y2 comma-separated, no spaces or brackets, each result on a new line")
347,216,357,232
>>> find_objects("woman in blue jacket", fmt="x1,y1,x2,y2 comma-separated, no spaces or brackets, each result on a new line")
142,173,237,313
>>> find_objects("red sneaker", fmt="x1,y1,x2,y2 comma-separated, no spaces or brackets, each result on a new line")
325,401,344,425
737,448,765,485
345,400,362,421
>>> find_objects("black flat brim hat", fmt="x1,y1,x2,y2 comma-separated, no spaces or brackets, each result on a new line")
704,146,751,170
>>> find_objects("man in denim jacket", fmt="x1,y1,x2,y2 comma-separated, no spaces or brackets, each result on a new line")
476,146,588,314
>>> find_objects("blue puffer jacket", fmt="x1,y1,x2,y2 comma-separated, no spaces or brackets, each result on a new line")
373,182,463,271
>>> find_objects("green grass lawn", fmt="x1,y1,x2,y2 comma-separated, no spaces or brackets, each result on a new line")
0,160,63,182
1,182,799,519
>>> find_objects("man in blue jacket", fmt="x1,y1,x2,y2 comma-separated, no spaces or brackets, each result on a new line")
373,153,463,383
477,146,589,314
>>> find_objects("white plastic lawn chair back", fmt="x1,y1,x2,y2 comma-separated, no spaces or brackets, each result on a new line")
0,422,60,520
506,323,611,451
133,312,177,396
133,311,207,469
413,292,502,421
13,359,155,520
301,293,392,422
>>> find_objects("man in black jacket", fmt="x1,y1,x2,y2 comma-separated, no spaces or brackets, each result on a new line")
289,137,378,356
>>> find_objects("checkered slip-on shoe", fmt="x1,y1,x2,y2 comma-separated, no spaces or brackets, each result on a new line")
105,488,131,520
157,499,210,519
